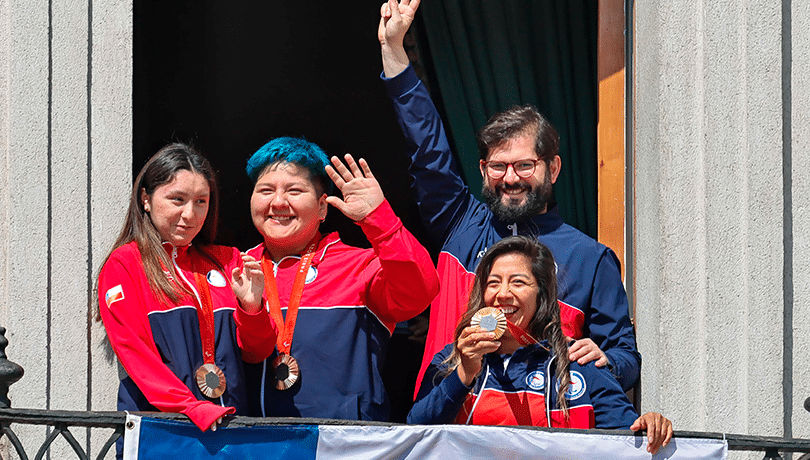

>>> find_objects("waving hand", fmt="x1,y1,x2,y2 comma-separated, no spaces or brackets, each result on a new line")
325,154,385,222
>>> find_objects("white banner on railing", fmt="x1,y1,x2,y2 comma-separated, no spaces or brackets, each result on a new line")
123,414,728,460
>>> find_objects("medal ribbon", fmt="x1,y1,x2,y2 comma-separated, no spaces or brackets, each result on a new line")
260,239,319,355
191,259,217,366
505,318,539,347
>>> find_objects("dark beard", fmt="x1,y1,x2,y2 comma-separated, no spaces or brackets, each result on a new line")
482,174,552,223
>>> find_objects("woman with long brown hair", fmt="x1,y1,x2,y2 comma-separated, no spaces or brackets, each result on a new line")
96,143,263,441
408,236,672,454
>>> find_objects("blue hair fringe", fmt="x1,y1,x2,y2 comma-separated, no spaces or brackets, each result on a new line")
246,137,331,185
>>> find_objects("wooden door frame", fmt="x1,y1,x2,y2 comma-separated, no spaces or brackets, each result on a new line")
597,0,627,279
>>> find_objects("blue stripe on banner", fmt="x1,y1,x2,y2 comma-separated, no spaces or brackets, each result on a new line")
136,417,319,460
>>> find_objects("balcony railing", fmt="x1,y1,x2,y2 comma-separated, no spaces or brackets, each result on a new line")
2,328,810,459
1,408,810,460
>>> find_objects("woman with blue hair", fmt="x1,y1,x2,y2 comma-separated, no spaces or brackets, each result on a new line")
233,136,439,421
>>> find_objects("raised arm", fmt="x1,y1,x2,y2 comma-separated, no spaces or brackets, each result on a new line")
381,63,475,246
326,154,439,327
378,0,420,78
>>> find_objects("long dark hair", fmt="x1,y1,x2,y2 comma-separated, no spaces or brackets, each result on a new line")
444,235,571,413
95,143,219,319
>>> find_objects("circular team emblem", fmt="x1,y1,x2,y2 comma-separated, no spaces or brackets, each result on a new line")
305,266,317,284
525,371,545,391
206,270,227,288
559,370,586,400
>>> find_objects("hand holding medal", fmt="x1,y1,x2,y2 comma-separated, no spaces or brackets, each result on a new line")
470,307,507,339
455,316,503,387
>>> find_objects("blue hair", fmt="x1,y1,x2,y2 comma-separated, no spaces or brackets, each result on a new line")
246,137,331,193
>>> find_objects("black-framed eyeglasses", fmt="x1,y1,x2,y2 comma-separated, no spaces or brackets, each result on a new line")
481,159,542,179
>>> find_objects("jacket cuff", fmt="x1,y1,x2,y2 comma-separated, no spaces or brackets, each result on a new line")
381,64,421,100
184,403,235,431
446,369,474,398
234,302,272,329
356,200,402,242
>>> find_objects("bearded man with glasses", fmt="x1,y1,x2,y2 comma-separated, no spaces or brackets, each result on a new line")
377,0,641,398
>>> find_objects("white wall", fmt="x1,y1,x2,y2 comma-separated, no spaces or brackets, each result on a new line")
634,0,805,454
0,0,132,457
790,0,810,445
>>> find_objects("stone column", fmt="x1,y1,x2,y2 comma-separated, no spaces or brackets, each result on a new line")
0,0,131,457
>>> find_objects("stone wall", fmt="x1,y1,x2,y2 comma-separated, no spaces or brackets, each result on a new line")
634,1,807,454
0,0,131,457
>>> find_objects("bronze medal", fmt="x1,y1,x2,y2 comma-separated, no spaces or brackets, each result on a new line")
191,263,227,400
273,353,300,390
196,363,227,399
471,307,507,339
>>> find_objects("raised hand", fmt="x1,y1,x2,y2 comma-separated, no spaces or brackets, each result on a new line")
325,154,385,222
231,253,264,313
378,0,421,77
378,0,420,47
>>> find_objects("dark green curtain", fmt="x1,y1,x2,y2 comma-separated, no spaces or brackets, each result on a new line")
418,0,598,238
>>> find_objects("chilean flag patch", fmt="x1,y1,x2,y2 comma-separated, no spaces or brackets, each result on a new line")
105,284,125,308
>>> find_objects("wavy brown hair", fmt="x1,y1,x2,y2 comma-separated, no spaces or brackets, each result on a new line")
94,143,220,320
442,235,572,414
476,104,559,164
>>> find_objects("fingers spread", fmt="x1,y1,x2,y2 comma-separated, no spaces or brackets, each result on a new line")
389,0,401,20
343,153,363,177
358,158,374,179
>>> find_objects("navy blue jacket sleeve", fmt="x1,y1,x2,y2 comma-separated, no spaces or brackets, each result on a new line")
577,363,639,429
588,249,641,391
407,345,471,424
382,65,471,247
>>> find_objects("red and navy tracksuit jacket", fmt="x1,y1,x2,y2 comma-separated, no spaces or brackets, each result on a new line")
238,200,440,421
408,342,638,429
382,65,641,392
98,242,263,432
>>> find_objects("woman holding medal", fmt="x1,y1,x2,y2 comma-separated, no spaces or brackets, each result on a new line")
97,143,266,442
235,137,439,421
408,236,673,455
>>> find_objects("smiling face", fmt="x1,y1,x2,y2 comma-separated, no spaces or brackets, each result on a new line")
484,252,539,332
141,169,210,247
250,161,328,261
480,133,560,221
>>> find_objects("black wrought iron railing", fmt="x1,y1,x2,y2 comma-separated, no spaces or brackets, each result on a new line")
0,408,122,460
2,328,810,460
2,409,810,460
